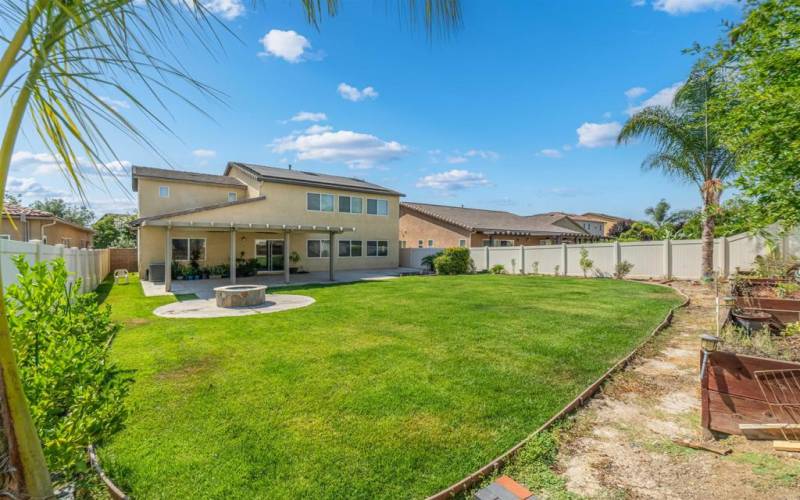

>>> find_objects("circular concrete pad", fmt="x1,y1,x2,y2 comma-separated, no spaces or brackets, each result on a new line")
154,294,315,318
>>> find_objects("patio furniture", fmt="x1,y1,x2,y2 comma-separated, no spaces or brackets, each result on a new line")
114,269,130,285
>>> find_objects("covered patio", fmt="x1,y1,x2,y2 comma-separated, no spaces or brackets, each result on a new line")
140,267,421,298
142,219,356,292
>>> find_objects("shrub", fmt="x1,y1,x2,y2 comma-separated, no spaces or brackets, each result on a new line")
433,247,473,275
5,257,130,489
490,264,506,274
614,260,634,279
578,248,594,278
421,251,443,272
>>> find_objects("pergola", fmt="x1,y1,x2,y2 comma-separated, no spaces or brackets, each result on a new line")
138,219,355,292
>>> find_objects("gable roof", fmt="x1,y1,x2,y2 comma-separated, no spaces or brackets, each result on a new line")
580,212,625,222
226,162,404,197
131,166,247,191
401,203,588,236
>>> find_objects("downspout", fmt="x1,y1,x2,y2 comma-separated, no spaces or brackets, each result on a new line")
40,218,56,243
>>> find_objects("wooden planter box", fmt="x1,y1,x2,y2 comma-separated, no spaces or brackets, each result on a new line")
701,350,800,437
733,297,800,324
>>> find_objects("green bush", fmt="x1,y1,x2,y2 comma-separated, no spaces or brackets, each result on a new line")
5,256,130,488
490,264,506,274
614,260,634,279
579,248,594,278
433,247,474,275
421,251,443,271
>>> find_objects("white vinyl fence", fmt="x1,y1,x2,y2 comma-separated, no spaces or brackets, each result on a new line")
0,239,110,292
400,229,798,280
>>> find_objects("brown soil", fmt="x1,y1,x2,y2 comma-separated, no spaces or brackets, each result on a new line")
553,282,800,499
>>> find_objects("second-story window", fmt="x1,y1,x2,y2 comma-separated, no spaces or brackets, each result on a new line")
339,195,363,214
307,193,334,212
228,192,237,202
367,198,388,216
159,186,170,198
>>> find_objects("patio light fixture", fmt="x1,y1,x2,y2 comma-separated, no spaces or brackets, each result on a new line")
699,333,722,382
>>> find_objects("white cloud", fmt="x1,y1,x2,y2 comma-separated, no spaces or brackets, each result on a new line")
201,0,244,19
416,169,491,191
7,177,66,199
538,148,563,159
652,0,736,14
632,0,646,6
576,122,623,148
305,124,333,134
192,149,217,158
464,149,499,161
259,30,311,63
290,111,327,122
272,129,407,169
626,82,683,115
11,150,129,177
447,156,468,164
337,83,379,102
100,96,131,111
624,86,648,99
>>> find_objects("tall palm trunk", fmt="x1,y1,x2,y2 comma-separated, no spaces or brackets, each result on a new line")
700,179,722,281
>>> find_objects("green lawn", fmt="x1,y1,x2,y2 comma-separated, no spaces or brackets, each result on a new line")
98,274,681,499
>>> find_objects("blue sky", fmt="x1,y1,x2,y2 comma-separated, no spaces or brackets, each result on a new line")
6,0,741,219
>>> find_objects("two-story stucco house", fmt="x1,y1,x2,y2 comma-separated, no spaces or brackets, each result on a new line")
132,162,403,290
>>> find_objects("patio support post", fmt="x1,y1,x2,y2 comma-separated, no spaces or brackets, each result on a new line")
230,228,236,285
165,226,172,292
283,230,290,284
328,231,335,281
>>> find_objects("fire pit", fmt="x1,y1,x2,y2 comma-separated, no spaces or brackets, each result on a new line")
213,284,267,308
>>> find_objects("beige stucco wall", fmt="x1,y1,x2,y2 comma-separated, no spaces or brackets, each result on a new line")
137,177,401,276
0,218,92,247
137,178,247,218
399,208,471,248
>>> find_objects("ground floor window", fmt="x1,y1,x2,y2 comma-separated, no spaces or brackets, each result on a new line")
307,239,331,258
172,238,206,261
499,240,514,247
428,239,435,248
338,240,363,257
459,239,466,247
367,240,388,257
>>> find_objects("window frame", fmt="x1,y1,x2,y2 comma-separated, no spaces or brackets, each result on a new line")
307,192,335,212
366,198,389,216
171,237,207,261
458,239,466,247
159,185,170,198
0,234,10,240
338,239,363,257
428,239,434,248
307,239,331,258
338,195,363,214
366,240,389,257
417,240,423,249
228,191,238,202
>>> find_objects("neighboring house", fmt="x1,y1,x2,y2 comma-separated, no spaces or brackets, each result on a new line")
399,203,593,249
575,212,626,236
131,162,403,290
1,204,94,247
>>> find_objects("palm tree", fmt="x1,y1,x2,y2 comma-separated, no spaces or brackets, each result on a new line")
644,199,671,228
618,65,736,281
0,1,461,496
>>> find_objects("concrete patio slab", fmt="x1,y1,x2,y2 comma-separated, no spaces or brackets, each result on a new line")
153,293,315,318
140,267,422,298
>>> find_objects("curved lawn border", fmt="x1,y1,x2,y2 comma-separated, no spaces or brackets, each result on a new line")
89,444,128,499
426,281,690,500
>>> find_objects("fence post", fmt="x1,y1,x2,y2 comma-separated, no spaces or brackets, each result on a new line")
561,243,568,276
719,236,729,279
520,246,526,275
29,239,42,263
613,241,621,272
74,247,83,293
663,239,672,280
485,246,490,270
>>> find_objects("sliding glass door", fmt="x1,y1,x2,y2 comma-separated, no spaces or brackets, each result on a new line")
255,239,284,272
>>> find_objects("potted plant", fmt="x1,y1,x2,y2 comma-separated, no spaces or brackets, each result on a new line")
209,265,223,280
289,251,301,274
732,309,774,333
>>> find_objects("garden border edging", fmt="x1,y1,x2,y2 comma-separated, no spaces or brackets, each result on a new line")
426,281,691,499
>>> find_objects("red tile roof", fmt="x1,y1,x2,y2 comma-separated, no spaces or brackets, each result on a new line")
4,204,54,218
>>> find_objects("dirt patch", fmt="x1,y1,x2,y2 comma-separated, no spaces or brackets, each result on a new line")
155,356,218,381
552,282,800,499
